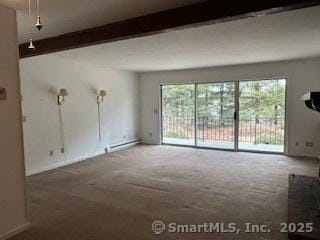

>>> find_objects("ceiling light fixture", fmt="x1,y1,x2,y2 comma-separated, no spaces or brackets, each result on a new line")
35,0,43,31
28,0,35,50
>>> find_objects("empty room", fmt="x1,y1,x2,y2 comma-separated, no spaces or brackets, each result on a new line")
0,1,320,240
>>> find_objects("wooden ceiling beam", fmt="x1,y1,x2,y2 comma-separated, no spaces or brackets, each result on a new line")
19,0,320,58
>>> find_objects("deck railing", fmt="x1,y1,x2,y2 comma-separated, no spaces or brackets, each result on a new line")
163,115,284,145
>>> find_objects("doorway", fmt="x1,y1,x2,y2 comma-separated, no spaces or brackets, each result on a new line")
161,79,286,153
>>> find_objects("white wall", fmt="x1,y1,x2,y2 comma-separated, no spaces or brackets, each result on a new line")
0,5,29,240
20,55,140,175
139,58,320,157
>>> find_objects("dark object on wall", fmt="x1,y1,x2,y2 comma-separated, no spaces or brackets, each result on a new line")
288,174,320,240
301,91,320,177
19,0,320,58
302,92,320,112
0,88,7,100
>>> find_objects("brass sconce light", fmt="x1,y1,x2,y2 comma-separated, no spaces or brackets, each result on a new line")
57,89,69,105
97,90,107,103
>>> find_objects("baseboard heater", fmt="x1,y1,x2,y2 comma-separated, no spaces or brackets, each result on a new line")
106,139,141,153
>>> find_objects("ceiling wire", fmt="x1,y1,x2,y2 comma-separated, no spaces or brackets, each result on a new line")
28,0,32,39
36,0,39,16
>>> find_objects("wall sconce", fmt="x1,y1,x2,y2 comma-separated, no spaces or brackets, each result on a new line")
57,88,69,105
96,90,106,142
97,90,107,103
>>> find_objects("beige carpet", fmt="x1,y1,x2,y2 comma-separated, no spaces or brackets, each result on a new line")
11,145,318,240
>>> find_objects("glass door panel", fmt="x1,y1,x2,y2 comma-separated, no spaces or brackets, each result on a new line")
162,84,195,146
196,82,235,149
238,79,286,153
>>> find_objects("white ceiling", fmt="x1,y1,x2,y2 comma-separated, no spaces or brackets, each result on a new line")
51,6,320,72
0,0,203,43
2,1,320,72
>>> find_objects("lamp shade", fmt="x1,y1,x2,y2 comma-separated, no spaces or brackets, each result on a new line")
98,90,107,97
58,88,69,96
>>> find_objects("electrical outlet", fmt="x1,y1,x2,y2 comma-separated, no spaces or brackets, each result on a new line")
49,150,53,156
305,142,314,148
60,147,65,153
0,88,7,100
105,147,111,153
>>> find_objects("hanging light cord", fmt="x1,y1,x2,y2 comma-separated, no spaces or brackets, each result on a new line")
58,106,66,149
58,105,68,160
36,0,40,16
87,102,103,159
98,102,102,143
28,0,32,40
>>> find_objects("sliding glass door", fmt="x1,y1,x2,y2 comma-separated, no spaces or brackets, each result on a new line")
238,79,286,153
162,84,195,146
161,79,286,153
196,82,235,150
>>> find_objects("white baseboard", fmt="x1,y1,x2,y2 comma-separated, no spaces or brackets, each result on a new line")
0,222,31,240
26,150,105,176
26,140,141,176
106,139,141,153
